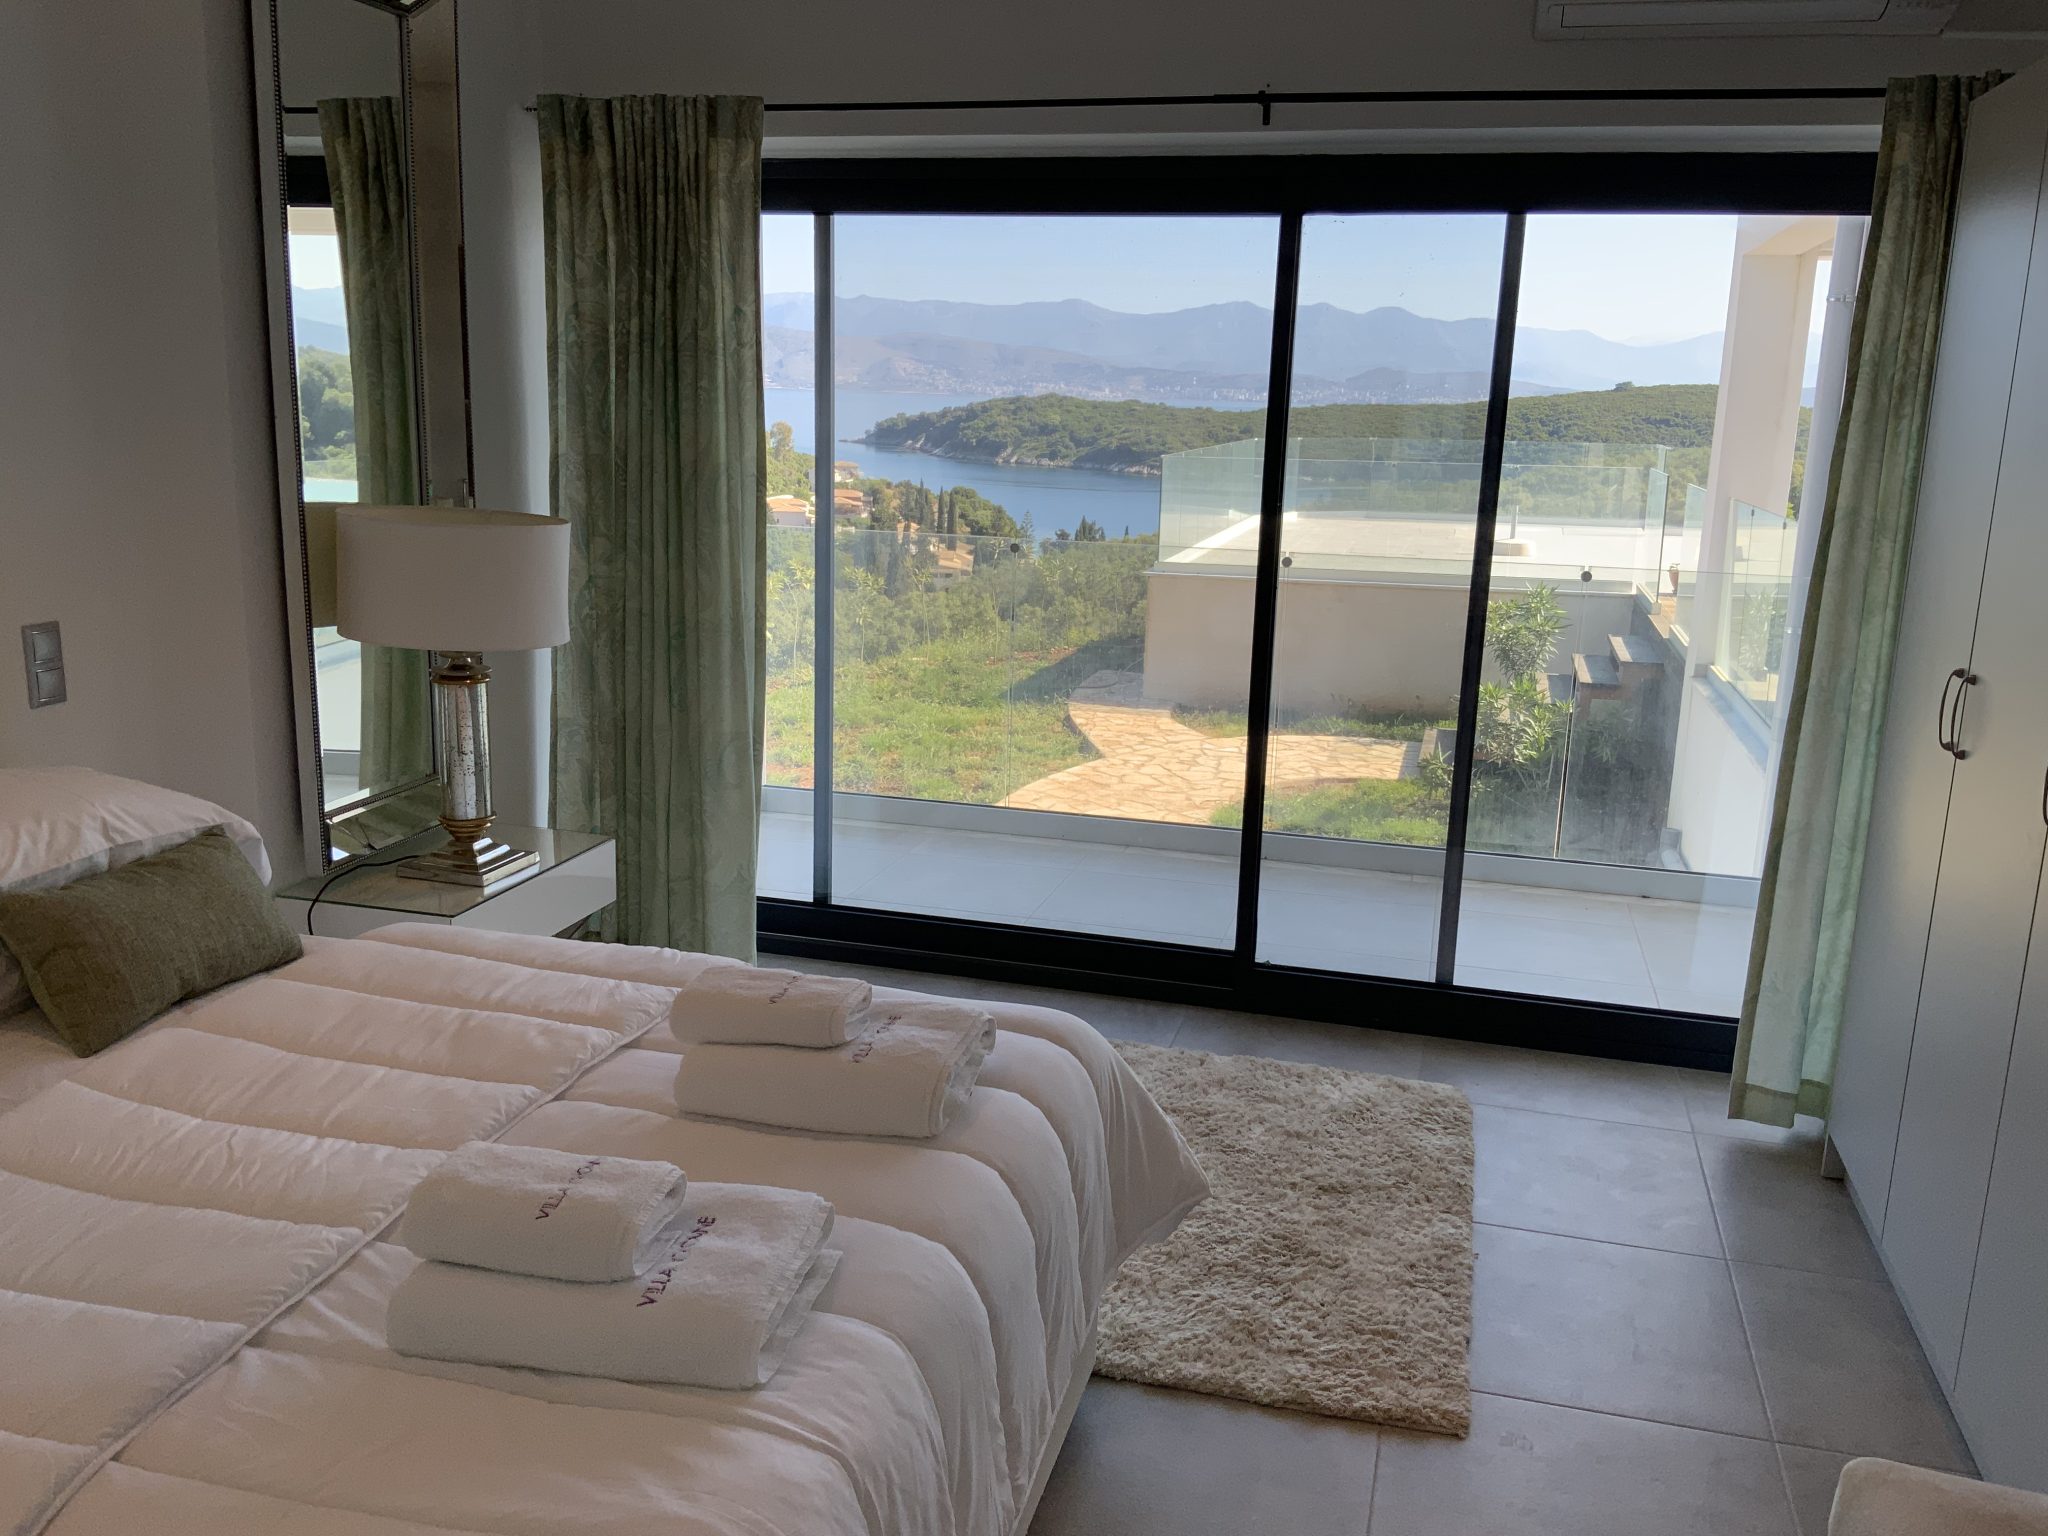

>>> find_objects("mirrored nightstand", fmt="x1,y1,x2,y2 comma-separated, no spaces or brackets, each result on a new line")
275,825,616,939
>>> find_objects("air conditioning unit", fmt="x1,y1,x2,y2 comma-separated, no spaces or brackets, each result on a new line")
1535,0,1960,37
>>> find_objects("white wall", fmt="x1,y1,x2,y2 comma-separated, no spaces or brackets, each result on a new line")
1669,678,1771,876
0,0,303,879
278,0,401,108
1143,570,1637,714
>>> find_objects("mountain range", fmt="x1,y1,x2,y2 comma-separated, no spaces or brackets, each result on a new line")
763,291,1743,404
292,285,349,354
290,281,1787,405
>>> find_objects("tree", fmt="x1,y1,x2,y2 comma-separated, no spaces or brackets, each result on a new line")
856,383,1748,469
1485,584,1568,683
837,566,884,665
1073,516,1106,541
1467,586,1571,774
941,485,1021,539
1473,676,1566,770
763,420,815,501
296,347,355,471
1415,748,1458,812
882,535,912,598
765,560,814,676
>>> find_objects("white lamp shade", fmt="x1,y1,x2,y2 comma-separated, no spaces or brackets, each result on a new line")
336,506,571,652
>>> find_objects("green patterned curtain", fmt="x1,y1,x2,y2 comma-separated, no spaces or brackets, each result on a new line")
1732,74,2005,1126
318,97,431,794
539,95,767,960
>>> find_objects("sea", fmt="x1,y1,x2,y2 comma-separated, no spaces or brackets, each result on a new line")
767,387,1261,540
307,391,1241,540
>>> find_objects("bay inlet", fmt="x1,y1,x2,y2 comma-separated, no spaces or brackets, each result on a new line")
766,387,1261,540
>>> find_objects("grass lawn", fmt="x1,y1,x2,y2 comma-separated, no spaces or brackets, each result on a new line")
765,631,1104,802
1210,768,1585,856
1211,776,1448,845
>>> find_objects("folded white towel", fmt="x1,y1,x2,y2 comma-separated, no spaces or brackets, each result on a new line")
669,965,873,1049
673,999,996,1139
402,1140,688,1283
387,1183,838,1389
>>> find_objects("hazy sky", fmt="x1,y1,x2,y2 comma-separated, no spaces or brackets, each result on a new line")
763,211,1812,344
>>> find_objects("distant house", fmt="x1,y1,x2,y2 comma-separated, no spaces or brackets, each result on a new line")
765,494,812,528
832,460,861,483
929,543,975,587
832,487,867,519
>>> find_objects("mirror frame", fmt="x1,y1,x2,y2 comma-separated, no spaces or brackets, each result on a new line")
251,0,474,871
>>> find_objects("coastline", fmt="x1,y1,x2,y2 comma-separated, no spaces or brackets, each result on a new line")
847,437,1164,478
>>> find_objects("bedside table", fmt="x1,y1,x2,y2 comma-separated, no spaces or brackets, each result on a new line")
276,825,616,939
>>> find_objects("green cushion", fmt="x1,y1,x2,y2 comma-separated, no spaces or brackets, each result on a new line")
0,826,302,1057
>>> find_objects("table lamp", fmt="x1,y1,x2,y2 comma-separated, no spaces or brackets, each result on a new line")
335,506,571,886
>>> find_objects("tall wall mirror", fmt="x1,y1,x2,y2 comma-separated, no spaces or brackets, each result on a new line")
254,0,471,867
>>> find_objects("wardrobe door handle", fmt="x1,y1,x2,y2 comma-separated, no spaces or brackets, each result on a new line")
1938,668,1964,755
1949,671,1979,761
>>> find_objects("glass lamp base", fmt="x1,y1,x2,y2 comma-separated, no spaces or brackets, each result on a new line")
396,836,539,888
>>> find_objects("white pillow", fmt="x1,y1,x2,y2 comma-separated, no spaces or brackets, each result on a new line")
0,766,273,1016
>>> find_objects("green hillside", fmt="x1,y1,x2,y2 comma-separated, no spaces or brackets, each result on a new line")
862,384,1731,474
1302,383,1726,450
863,395,1269,473
861,383,1817,515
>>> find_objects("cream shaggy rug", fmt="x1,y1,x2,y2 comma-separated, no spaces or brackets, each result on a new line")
1098,1041,1476,1436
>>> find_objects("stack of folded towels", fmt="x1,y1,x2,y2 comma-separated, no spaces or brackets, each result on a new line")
387,1140,838,1389
671,967,997,1139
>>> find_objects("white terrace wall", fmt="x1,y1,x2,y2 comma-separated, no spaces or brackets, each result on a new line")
1142,569,1637,716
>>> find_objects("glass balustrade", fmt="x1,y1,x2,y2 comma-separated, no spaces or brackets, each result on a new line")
1719,500,1799,725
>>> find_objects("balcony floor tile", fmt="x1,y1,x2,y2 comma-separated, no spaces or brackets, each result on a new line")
757,811,1750,1015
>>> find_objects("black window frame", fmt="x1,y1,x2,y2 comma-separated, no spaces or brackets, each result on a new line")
756,149,1875,1071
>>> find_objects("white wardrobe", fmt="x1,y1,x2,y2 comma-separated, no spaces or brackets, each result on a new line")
1831,61,2048,1493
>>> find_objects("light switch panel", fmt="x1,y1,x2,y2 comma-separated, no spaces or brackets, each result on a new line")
21,621,64,708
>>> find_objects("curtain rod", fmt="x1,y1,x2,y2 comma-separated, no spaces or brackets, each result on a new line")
506,86,1887,125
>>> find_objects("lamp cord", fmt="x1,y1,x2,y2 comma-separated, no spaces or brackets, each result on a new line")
303,849,411,938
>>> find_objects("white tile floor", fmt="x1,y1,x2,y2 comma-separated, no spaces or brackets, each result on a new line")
766,954,1974,1536
759,811,1757,1015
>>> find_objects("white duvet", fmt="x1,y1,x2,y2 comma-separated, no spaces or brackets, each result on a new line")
0,925,1208,1536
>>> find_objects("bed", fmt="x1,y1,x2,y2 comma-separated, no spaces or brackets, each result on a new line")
0,921,1208,1536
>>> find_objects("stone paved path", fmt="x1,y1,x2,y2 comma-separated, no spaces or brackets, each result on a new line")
1004,671,1418,825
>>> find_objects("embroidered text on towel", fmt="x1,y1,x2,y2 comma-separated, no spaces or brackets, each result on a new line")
848,1016,900,1063
637,1216,718,1306
535,1157,605,1220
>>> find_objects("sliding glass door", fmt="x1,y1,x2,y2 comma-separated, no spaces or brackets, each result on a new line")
758,212,821,903
769,213,1283,947
1251,213,1510,982
1448,213,1839,1013
755,167,1860,1039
